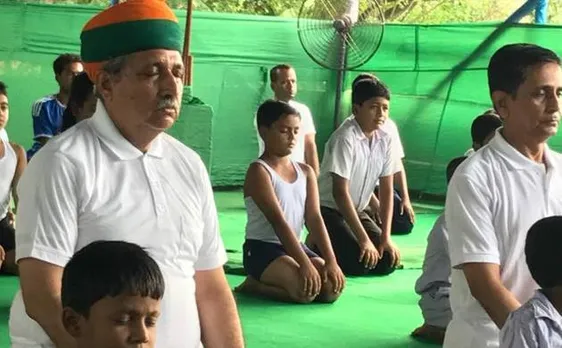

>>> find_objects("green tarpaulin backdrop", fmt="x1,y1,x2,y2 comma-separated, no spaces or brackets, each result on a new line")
1,2,562,195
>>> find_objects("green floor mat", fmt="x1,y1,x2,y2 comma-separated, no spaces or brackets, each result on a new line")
217,190,443,274
0,191,441,348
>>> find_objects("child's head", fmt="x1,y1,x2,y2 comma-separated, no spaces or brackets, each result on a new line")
61,241,165,348
471,112,503,150
525,216,562,290
256,99,301,157
446,156,467,184
352,73,378,88
0,81,8,130
352,78,390,133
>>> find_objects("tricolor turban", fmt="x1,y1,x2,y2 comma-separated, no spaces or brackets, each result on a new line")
80,0,183,82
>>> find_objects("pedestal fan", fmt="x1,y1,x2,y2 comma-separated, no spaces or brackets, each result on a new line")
297,0,385,129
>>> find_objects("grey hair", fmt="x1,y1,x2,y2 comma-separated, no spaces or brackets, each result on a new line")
102,56,128,76
95,56,129,100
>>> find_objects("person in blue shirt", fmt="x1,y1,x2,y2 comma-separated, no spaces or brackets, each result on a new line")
27,53,83,160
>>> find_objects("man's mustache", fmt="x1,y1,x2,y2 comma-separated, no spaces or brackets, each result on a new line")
157,97,179,110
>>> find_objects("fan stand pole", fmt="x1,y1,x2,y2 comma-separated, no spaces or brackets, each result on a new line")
182,0,194,86
333,35,348,130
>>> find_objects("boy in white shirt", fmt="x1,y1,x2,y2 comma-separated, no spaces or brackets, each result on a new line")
350,73,415,235
500,216,562,348
235,100,345,303
308,78,400,276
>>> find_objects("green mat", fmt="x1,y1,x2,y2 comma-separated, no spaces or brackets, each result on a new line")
0,191,441,348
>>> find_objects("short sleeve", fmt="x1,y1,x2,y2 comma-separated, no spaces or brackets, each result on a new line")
323,136,354,180
388,119,405,159
500,312,540,348
31,100,57,139
381,135,395,177
15,152,79,267
194,160,228,271
300,106,316,135
445,173,499,268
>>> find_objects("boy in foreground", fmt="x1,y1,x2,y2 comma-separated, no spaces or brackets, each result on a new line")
61,240,165,347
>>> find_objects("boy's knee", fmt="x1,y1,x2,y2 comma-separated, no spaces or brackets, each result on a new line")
288,289,316,304
317,282,342,303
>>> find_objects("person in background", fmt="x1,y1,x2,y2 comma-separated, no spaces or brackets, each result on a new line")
27,53,83,160
443,43,562,348
235,100,345,304
500,216,562,348
59,72,97,133
0,81,27,275
464,110,503,157
308,78,400,276
411,156,467,344
255,64,320,175
350,73,415,235
62,241,165,348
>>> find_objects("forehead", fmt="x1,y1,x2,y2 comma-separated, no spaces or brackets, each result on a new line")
65,62,83,73
273,113,301,126
276,68,296,80
521,62,562,89
362,96,389,106
90,295,160,316
128,49,183,69
0,94,7,104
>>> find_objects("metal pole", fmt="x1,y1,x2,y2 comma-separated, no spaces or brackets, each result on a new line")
535,0,548,24
182,0,194,86
333,34,348,130
505,0,539,23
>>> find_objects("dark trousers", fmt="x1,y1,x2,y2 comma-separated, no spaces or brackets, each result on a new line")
0,216,15,252
315,207,395,276
375,187,414,235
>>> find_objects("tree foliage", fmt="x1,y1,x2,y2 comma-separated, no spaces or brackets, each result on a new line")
13,0,562,24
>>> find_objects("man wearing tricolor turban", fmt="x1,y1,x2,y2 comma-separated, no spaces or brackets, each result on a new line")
9,1,244,348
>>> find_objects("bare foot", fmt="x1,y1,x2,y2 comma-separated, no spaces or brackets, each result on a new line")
234,276,261,294
411,323,446,345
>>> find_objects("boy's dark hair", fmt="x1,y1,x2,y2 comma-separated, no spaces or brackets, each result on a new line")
488,44,560,97
256,99,299,128
352,78,390,105
525,216,562,289
270,64,293,83
471,113,503,146
61,72,95,132
61,240,165,317
0,81,7,97
53,53,82,76
446,156,467,184
352,73,378,88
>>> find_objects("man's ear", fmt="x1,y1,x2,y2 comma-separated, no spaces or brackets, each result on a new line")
491,90,509,121
95,70,115,103
62,307,83,338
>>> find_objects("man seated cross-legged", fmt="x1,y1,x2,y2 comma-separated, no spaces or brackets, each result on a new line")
235,100,345,304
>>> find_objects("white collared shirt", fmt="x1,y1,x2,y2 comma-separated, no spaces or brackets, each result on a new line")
443,129,562,348
10,100,227,348
501,290,562,348
256,99,316,163
318,117,394,212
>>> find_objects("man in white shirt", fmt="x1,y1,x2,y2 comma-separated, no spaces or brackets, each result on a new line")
443,43,562,348
309,78,401,276
349,73,415,235
10,2,244,348
256,64,319,174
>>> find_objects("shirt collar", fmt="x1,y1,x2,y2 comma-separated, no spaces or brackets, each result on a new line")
490,128,556,172
88,100,164,161
348,115,387,142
